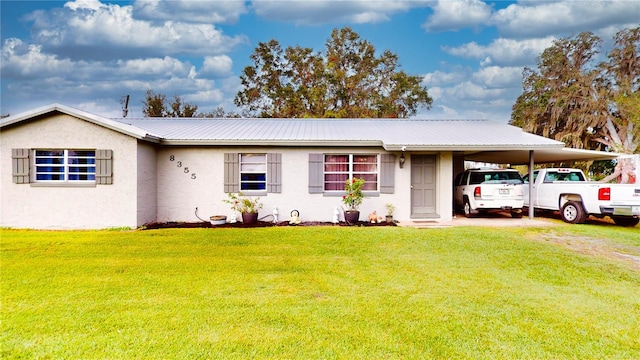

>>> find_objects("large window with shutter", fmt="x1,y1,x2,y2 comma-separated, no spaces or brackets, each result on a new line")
34,150,96,182
12,148,113,185
309,153,395,195
224,153,281,194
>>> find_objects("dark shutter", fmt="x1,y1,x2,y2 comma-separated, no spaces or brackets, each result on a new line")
12,148,30,184
380,153,395,194
224,153,239,193
267,153,282,193
95,149,113,185
308,153,324,194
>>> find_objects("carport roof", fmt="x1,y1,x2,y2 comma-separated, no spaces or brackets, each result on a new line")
464,148,620,165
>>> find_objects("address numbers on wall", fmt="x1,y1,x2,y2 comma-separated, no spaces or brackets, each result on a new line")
169,154,197,179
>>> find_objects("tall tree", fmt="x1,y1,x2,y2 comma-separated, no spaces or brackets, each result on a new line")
235,27,432,118
142,90,198,117
511,27,639,183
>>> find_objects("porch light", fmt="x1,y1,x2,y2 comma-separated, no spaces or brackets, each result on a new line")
399,152,406,169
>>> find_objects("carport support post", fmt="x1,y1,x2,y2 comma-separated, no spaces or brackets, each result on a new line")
528,150,535,219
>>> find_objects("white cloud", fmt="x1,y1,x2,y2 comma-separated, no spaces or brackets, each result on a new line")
187,89,225,103
251,0,428,25
133,0,248,24
422,70,467,87
492,0,639,38
1,39,75,79
443,37,555,66
27,0,248,61
422,0,492,32
201,55,234,78
472,66,524,88
117,57,195,78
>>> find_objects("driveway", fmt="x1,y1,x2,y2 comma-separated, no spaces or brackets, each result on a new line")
399,211,557,228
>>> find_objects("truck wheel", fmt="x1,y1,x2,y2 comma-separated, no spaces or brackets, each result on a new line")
612,216,639,227
561,201,586,224
511,210,523,218
463,198,474,218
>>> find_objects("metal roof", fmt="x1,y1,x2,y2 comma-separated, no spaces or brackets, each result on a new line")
1,103,161,142
5,103,619,163
117,117,565,151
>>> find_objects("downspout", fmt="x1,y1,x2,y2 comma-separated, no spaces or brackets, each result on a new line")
528,150,535,220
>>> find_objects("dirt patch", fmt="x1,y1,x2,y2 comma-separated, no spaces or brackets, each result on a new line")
536,232,640,271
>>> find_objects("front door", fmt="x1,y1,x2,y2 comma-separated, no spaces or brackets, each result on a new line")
411,155,437,217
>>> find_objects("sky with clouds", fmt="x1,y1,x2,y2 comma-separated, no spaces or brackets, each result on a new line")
1,0,638,121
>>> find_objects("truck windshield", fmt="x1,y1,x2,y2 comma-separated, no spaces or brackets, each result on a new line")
469,172,523,185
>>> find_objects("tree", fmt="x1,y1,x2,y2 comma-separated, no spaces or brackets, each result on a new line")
142,90,198,117
511,27,639,183
235,27,432,118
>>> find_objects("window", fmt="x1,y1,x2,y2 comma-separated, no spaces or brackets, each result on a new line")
34,150,96,182
324,154,378,191
240,153,266,191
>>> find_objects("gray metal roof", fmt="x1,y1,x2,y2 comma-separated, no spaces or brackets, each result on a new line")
117,117,564,151
4,104,619,163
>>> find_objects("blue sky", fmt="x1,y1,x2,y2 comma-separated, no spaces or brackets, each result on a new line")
1,0,638,121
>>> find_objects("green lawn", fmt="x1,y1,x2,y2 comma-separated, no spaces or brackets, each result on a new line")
2,225,639,359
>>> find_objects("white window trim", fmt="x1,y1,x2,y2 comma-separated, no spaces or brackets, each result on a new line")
324,153,380,193
33,149,96,184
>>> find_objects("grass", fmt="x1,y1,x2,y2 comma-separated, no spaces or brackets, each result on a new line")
1,225,639,359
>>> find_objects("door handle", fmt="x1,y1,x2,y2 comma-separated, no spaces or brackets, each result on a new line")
410,185,414,189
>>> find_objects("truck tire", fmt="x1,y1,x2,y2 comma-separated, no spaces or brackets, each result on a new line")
561,201,586,224
612,216,640,227
463,198,474,218
511,210,523,218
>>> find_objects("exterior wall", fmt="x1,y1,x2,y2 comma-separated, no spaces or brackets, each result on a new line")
0,114,140,229
136,142,157,226
156,147,454,224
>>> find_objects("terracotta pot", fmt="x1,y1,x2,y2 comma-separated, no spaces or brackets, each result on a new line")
385,215,394,223
344,210,360,224
241,212,258,224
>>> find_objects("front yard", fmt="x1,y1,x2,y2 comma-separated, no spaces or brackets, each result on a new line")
1,225,639,359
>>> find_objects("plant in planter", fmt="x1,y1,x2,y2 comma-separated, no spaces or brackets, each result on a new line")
342,177,365,224
385,203,396,223
223,192,263,224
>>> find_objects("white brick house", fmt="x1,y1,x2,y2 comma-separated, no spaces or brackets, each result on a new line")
3,103,595,229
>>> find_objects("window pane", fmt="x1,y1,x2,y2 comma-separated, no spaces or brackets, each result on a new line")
36,150,63,157
37,174,64,181
353,155,376,163
353,163,377,172
325,155,348,163
241,182,266,190
325,163,348,172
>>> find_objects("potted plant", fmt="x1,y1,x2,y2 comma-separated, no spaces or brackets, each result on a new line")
223,192,263,224
342,177,365,224
385,203,396,223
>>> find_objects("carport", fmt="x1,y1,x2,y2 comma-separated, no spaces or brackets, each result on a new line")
463,147,622,219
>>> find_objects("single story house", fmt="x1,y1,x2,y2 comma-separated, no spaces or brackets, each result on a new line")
1,104,616,229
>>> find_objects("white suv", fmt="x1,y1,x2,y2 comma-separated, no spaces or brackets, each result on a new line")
454,168,524,218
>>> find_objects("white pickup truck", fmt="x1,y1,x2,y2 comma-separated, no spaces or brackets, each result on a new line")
523,168,640,226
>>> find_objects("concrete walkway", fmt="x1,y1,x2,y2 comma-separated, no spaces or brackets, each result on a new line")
397,212,557,228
